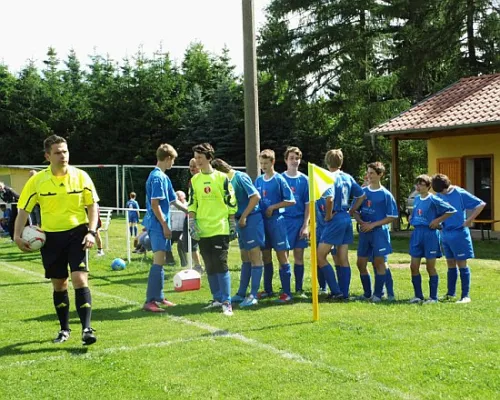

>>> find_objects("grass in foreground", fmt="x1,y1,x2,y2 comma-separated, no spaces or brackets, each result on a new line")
0,219,499,400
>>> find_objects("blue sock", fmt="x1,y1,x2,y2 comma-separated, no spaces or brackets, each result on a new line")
207,274,221,302
447,267,458,296
146,264,164,302
317,267,326,290
374,273,387,298
264,262,273,294
459,267,471,299
322,264,341,295
133,226,138,237
360,274,372,298
372,266,385,297
385,268,394,297
411,275,424,299
237,262,252,297
340,266,351,299
279,263,292,296
250,266,263,297
294,264,304,292
429,275,439,300
217,272,231,303
129,226,133,236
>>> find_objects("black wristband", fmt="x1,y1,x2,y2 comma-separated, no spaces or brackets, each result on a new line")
88,230,97,237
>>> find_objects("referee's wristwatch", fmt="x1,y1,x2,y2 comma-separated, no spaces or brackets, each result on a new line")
88,229,97,237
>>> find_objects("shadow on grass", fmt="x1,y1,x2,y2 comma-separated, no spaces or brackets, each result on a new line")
0,340,88,359
0,280,47,288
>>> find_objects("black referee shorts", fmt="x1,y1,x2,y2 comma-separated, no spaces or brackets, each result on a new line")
198,235,229,275
41,224,89,279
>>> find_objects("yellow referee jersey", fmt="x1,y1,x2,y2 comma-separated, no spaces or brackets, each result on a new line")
18,167,99,232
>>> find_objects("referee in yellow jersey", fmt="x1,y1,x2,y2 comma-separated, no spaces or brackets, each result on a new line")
14,135,99,345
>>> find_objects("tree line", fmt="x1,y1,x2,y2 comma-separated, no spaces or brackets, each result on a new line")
1,0,499,203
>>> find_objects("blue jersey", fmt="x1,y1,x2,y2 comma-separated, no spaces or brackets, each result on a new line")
359,186,398,223
142,167,176,232
230,170,260,218
325,171,364,212
255,173,295,217
411,194,456,227
282,172,309,218
316,186,333,229
126,199,140,218
436,186,484,231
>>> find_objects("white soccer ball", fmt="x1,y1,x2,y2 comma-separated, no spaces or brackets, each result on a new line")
21,225,46,251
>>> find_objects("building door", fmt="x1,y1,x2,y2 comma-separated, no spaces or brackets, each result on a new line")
464,156,493,220
437,158,463,187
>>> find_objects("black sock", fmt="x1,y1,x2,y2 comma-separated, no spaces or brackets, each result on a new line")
53,290,70,331
75,287,92,330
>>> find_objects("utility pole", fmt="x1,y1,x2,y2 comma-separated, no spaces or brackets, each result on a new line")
242,0,260,180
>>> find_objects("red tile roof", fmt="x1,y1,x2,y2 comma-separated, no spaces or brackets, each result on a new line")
370,73,500,135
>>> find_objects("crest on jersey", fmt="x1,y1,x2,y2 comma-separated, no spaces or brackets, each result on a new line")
418,209,423,216
366,200,372,208
263,190,267,197
291,186,296,193
204,186,211,194
320,205,325,211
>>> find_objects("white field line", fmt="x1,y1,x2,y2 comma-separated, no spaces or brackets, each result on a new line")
0,261,418,400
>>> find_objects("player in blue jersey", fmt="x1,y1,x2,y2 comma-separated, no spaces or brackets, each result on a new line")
282,147,310,298
254,149,296,303
408,175,456,304
431,174,486,303
142,144,188,313
317,149,365,300
212,158,265,307
315,187,334,295
353,162,398,303
126,192,140,238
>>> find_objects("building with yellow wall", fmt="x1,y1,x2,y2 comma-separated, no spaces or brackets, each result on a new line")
370,74,500,231
0,166,33,196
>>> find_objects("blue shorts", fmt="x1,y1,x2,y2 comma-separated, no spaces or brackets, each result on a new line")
409,226,442,259
320,212,353,246
148,230,171,253
285,216,308,249
357,227,392,258
237,212,265,251
128,214,139,223
263,215,289,251
368,253,388,263
441,228,474,260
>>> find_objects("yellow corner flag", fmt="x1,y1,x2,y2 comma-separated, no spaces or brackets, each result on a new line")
308,163,336,321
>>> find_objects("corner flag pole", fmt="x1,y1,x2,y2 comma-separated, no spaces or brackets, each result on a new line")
308,163,320,321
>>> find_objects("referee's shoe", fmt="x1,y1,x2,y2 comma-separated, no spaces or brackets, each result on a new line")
82,328,97,346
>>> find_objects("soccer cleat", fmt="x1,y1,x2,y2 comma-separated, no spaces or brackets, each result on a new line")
222,302,233,316
387,295,396,302
274,293,292,304
193,265,205,275
203,300,223,310
96,249,105,257
423,299,438,304
256,291,275,300
440,294,457,302
240,295,258,307
326,293,344,302
232,294,246,303
53,329,71,344
82,327,97,346
409,297,424,304
296,290,308,299
319,288,329,296
156,299,176,307
456,297,471,304
351,295,370,301
371,295,382,303
143,301,165,312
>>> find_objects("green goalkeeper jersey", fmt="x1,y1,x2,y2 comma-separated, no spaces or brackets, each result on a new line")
188,169,236,238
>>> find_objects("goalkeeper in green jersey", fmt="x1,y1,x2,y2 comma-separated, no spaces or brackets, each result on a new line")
188,143,237,316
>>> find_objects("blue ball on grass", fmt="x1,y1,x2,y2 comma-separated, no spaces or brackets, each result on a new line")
111,258,126,271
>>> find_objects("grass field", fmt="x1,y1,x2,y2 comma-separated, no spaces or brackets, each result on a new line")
1,218,499,399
